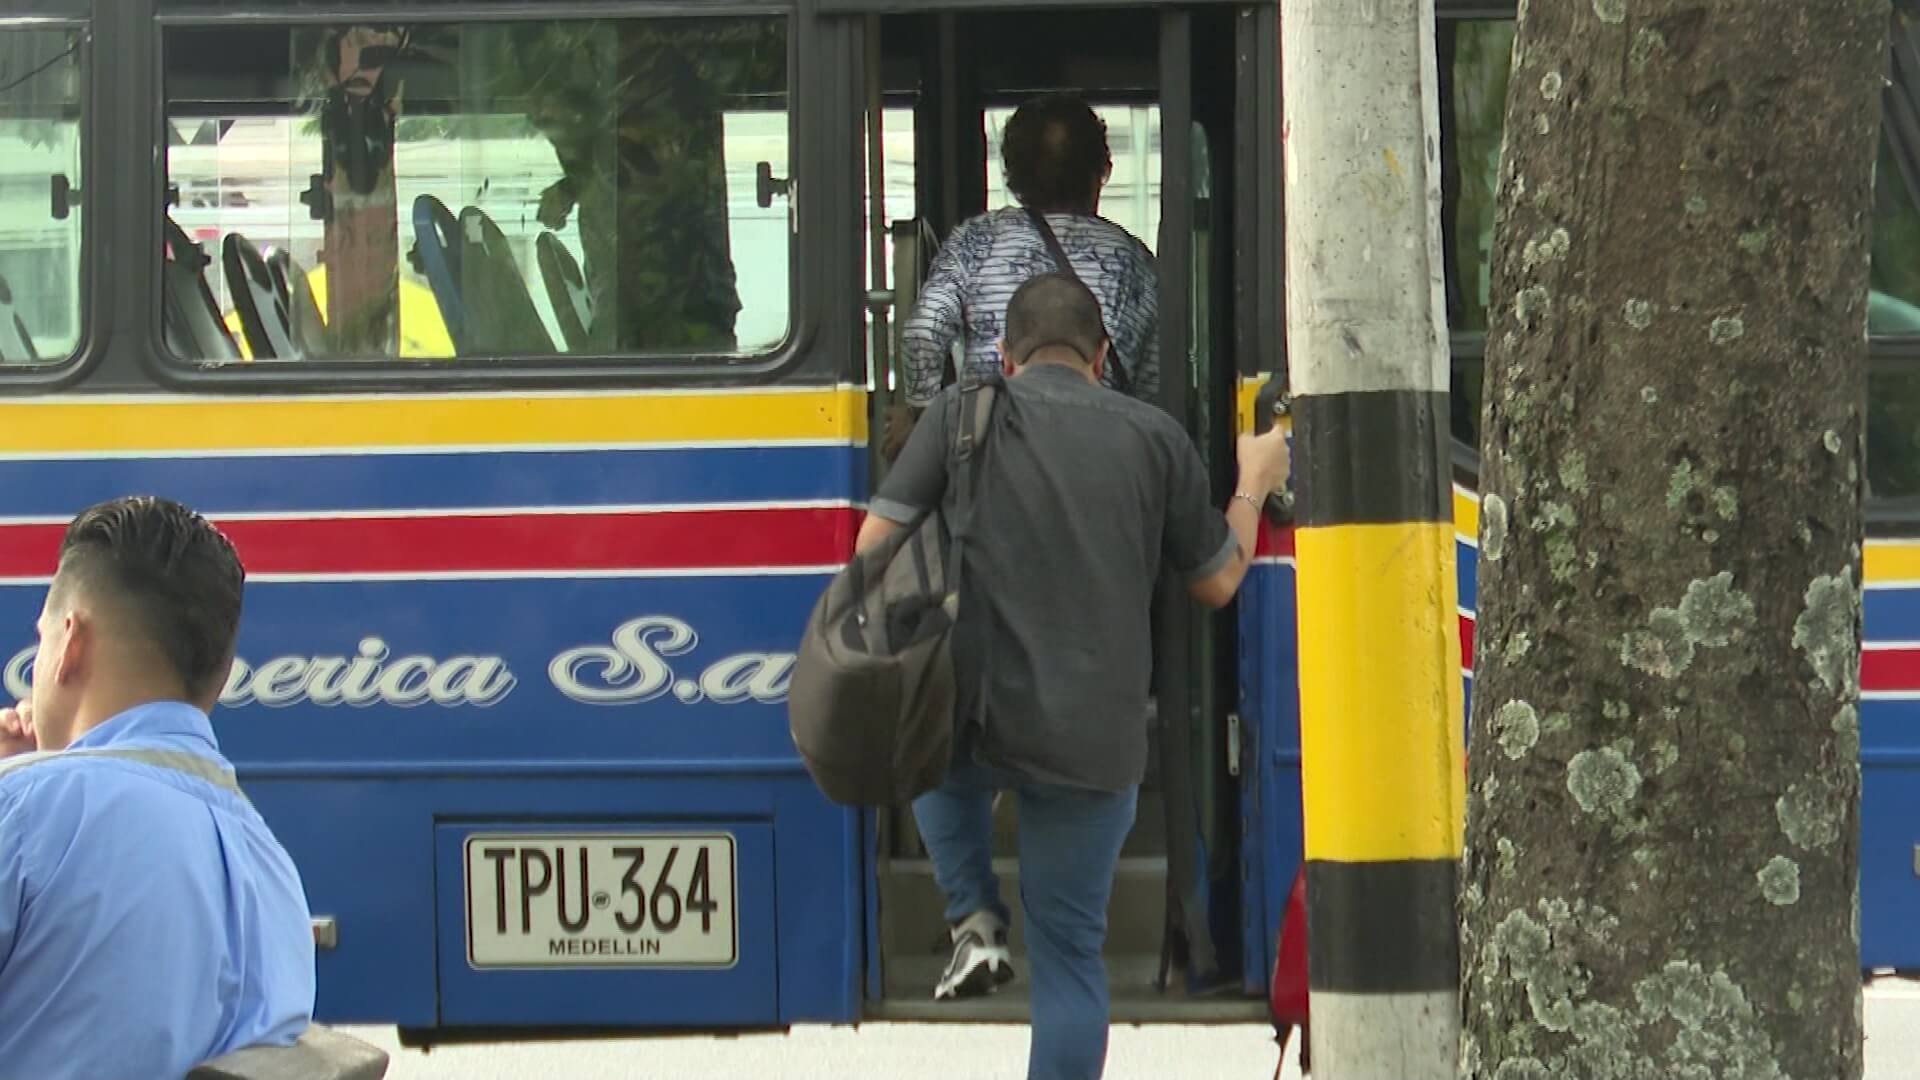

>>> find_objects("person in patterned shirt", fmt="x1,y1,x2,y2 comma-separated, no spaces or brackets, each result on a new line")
886,95,1159,458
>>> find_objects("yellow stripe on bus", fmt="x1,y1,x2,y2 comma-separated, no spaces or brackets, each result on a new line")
0,388,864,453
1866,543,1920,584
1453,488,1478,540
1452,488,1920,585
1296,520,1467,863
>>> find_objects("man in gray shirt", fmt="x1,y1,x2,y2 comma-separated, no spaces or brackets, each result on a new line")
856,273,1291,1080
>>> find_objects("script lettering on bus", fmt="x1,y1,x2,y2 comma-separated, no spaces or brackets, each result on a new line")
4,616,794,708
222,637,519,708
548,615,793,706
4,637,516,709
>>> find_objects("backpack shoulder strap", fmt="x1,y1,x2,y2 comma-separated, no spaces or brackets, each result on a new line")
943,377,998,738
945,377,1000,585
956,379,997,455
949,378,997,536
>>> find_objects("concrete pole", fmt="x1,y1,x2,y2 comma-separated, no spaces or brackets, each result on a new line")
1280,1,1465,1077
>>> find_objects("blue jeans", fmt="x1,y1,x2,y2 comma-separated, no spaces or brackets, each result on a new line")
912,753,1140,1080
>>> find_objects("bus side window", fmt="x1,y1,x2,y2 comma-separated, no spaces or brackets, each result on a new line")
1438,12,1919,501
1869,128,1920,498
0,24,87,366
159,16,789,366
1437,18,1513,452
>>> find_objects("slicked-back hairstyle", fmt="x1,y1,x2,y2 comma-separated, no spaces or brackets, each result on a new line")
51,496,245,701
1004,272,1108,366
1001,94,1111,213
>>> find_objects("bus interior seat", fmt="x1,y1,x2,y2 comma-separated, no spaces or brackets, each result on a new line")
455,205,554,355
187,1023,389,1080
223,234,298,360
163,218,242,362
268,249,328,356
1869,288,1920,335
536,232,592,352
0,272,39,364
412,194,468,351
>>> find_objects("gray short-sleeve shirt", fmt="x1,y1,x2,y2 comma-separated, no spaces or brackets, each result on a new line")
872,364,1235,792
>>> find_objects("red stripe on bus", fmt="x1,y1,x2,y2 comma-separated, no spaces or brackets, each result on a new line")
1256,523,1296,559
1863,647,1920,693
0,507,859,576
1463,615,1918,691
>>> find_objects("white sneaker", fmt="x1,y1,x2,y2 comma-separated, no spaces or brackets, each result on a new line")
933,909,1015,1000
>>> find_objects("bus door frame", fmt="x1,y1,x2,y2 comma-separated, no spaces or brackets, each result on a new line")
1154,3,1249,992
1226,0,1288,994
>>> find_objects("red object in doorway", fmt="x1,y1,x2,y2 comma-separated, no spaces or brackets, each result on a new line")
1269,864,1310,1076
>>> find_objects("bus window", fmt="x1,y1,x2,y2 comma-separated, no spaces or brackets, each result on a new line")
160,16,788,364
877,106,916,227
985,104,1161,252
1869,129,1920,497
1872,132,1920,323
0,25,86,364
865,105,916,312
872,105,915,392
1439,18,1513,450
1440,15,1915,482
1442,21,1511,337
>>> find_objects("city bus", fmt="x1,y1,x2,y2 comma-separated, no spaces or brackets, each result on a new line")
0,0,1916,1042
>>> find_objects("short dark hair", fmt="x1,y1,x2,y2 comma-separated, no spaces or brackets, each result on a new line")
1005,272,1108,365
52,496,245,701
1001,95,1111,212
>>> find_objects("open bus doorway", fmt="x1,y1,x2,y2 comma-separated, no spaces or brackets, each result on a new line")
860,4,1263,1021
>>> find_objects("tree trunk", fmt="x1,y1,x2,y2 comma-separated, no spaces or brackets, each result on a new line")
1460,3,1886,1078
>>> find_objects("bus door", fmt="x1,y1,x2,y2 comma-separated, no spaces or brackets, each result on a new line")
1155,2,1300,1000
1213,0,1299,998
1152,2,1290,991
856,3,1267,1020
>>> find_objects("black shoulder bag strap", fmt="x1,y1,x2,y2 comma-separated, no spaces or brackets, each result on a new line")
946,376,998,737
1023,208,1131,397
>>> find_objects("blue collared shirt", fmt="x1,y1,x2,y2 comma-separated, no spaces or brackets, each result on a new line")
0,702,315,1080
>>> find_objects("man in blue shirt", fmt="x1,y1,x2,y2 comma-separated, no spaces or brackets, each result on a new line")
0,495,315,1079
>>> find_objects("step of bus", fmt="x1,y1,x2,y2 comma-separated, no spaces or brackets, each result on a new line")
880,855,1167,959
871,952,1268,1023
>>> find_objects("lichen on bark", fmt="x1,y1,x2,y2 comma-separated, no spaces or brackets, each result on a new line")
1793,573,1861,695
1496,701,1543,759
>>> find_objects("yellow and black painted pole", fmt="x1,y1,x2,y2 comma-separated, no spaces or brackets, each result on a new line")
1280,0,1465,1075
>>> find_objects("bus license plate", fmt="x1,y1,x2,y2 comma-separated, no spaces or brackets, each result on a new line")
464,832,737,968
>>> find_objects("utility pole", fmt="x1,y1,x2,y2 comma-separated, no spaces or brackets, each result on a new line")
1280,1,1463,1076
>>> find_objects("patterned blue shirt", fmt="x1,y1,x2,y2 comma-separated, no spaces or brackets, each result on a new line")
0,702,315,1079
901,206,1159,407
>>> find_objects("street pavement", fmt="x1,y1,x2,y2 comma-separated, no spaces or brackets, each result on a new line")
337,976,1920,1078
